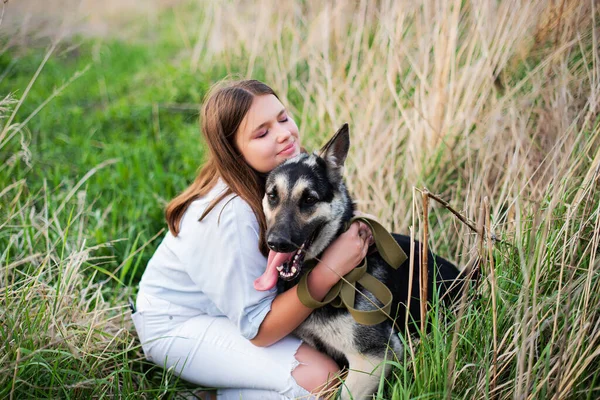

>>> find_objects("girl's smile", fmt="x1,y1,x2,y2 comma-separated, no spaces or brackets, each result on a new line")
278,141,298,156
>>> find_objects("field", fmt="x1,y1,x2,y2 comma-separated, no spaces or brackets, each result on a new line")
1,0,599,398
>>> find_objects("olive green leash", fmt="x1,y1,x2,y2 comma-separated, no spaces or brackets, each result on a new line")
297,217,408,325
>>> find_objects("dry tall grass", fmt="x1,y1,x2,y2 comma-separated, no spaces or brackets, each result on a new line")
191,0,597,229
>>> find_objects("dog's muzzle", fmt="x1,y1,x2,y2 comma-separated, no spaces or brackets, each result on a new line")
253,227,321,291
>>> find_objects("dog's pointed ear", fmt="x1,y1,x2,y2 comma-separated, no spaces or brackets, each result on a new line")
319,123,350,170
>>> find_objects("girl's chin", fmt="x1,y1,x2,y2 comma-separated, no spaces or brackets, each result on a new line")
270,147,301,170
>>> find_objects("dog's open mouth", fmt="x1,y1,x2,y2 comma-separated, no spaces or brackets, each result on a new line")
253,230,319,291
276,237,313,281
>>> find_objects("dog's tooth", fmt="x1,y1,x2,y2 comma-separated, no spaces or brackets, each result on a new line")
276,265,283,272
291,266,297,274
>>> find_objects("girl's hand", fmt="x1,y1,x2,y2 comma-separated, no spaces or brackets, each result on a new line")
314,221,373,284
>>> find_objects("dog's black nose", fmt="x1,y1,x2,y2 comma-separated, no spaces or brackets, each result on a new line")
267,235,295,253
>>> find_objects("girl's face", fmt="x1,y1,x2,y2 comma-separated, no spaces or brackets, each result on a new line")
236,94,300,173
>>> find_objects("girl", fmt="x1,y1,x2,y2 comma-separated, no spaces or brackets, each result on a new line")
132,80,373,400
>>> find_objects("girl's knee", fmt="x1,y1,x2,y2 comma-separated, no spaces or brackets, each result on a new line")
291,343,341,395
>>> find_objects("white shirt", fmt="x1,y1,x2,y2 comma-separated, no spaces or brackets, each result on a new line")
138,179,276,340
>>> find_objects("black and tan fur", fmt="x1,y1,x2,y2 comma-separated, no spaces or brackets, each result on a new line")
263,124,464,399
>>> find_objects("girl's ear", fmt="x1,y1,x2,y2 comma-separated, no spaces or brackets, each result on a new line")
318,123,350,169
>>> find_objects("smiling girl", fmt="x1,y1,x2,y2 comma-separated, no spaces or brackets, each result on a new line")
133,80,372,399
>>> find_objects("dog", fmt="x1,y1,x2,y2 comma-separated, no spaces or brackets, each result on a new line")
254,124,464,399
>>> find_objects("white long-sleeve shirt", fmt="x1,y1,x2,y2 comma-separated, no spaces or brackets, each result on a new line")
138,179,276,340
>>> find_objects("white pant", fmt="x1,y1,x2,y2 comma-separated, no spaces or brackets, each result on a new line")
132,292,312,400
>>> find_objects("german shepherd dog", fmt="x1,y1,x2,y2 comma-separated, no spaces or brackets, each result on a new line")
254,124,464,399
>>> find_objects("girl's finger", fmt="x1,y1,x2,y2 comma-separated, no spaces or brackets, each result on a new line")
362,234,370,255
349,221,361,234
357,221,370,237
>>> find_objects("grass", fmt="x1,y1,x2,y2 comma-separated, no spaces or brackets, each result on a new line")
2,0,600,398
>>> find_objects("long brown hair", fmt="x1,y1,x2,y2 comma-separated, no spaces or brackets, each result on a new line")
166,80,277,257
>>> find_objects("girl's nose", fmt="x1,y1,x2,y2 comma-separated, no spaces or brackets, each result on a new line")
276,126,292,143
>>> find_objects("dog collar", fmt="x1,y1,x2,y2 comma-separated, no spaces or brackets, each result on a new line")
297,216,408,325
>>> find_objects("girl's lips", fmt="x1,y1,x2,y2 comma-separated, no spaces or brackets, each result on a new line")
278,142,297,156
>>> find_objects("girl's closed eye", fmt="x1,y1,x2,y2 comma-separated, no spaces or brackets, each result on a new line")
256,114,288,139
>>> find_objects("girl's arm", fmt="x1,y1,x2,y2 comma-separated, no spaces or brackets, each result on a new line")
250,221,372,347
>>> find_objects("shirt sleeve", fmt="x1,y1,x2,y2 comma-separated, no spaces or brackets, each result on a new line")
178,195,277,340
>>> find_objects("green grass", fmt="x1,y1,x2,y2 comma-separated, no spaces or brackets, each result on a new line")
0,22,221,397
1,39,209,280
2,1,600,399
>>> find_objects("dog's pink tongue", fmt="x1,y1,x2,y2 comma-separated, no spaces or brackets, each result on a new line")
254,250,294,291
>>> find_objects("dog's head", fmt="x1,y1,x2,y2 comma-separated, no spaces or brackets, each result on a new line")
254,124,354,291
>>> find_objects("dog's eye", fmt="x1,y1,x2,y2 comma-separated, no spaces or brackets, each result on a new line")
267,192,278,202
304,196,318,205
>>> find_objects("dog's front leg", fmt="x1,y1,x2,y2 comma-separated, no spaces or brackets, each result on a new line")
339,353,390,400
